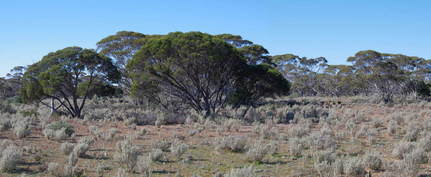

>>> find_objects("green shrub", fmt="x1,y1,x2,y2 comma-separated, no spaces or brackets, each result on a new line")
47,121,75,136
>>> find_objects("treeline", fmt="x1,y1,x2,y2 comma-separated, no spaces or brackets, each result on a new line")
1,31,430,118
273,50,431,102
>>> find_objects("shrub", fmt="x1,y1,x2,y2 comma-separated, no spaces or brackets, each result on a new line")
418,134,431,152
47,121,75,137
0,119,11,131
47,162,63,177
155,115,167,128
392,141,415,159
14,124,31,139
0,145,22,172
244,108,262,123
307,132,337,151
223,119,241,132
116,168,127,177
47,162,81,177
137,128,147,136
115,139,140,172
136,155,151,176
343,157,366,177
313,161,333,177
404,122,421,142
314,150,337,164
363,151,383,171
68,151,78,166
54,128,69,140
44,121,75,140
387,120,397,135
288,124,309,138
73,136,95,158
254,122,277,139
101,128,118,141
60,142,75,155
88,126,100,137
170,142,189,160
408,148,428,164
288,138,305,157
246,141,269,162
149,148,164,162
153,139,172,152
225,166,256,177
215,136,248,152
0,103,16,114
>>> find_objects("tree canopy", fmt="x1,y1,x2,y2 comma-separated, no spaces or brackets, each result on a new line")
21,47,120,118
128,32,290,115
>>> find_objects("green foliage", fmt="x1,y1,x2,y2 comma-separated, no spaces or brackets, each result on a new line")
47,121,75,137
230,64,290,107
21,47,120,118
97,31,163,94
128,31,246,114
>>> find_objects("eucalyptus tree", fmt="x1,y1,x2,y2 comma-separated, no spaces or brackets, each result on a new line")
21,47,120,118
272,54,327,96
96,31,162,93
128,32,290,115
216,34,272,65
128,32,247,115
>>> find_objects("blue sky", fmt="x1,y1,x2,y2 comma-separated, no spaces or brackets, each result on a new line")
0,0,430,77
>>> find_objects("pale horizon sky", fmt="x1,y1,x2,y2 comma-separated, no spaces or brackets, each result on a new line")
1,0,430,77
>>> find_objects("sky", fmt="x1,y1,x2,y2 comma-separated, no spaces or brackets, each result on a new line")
0,0,430,77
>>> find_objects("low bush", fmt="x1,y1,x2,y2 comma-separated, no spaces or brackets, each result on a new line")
215,136,248,153
73,136,95,158
363,151,383,171
170,142,189,160
115,139,140,172
60,142,75,155
0,145,22,172
47,121,75,137
149,148,164,162
225,166,256,177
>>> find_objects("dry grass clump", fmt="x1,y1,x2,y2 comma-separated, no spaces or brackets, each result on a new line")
73,136,95,158
253,120,278,139
0,144,22,172
418,133,431,151
404,121,421,142
47,162,81,177
12,118,32,139
244,108,262,123
149,148,164,162
153,139,172,152
0,117,12,131
288,137,306,157
60,142,75,155
392,141,415,159
307,131,337,151
343,157,366,177
136,155,152,176
387,119,398,136
170,142,189,160
100,128,119,141
155,114,167,128
245,140,277,162
363,151,383,171
222,119,242,132
115,139,140,172
215,136,248,152
43,121,75,140
224,166,256,177
288,119,311,138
